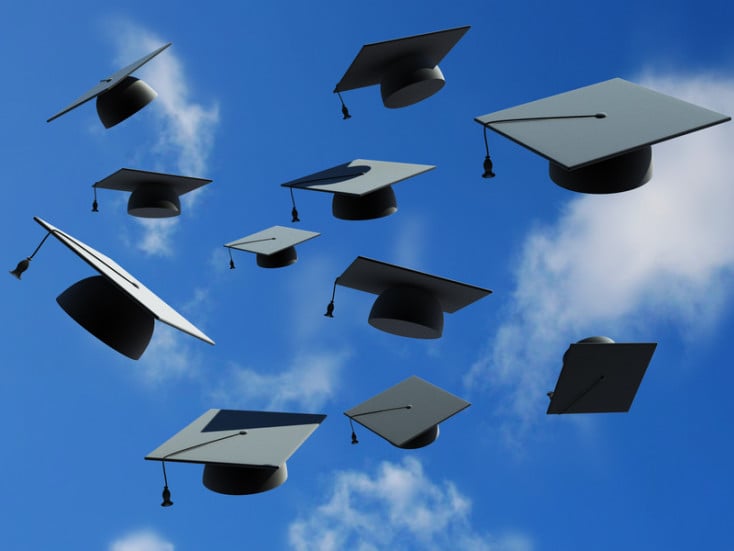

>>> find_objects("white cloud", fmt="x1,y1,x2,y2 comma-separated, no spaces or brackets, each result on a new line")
288,457,532,551
137,325,202,385
465,74,734,437
109,530,174,551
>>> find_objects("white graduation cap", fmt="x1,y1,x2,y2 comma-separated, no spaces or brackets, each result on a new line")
475,78,731,192
224,226,320,269
92,168,212,218
146,409,326,499
281,159,435,221
47,43,171,128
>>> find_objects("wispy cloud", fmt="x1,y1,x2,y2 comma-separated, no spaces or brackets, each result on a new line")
465,74,734,439
288,457,533,551
109,530,174,551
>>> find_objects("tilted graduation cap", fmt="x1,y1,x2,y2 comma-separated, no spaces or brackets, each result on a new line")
92,168,212,218
345,376,470,449
224,226,320,269
475,78,731,193
47,43,171,128
328,256,491,339
546,336,657,414
281,159,435,221
9,217,214,360
334,26,469,115
146,409,326,499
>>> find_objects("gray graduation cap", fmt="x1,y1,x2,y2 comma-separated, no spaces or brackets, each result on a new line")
93,168,212,218
281,159,435,221
475,78,731,193
329,256,491,339
11,217,214,360
546,336,657,414
345,376,470,449
47,43,171,128
146,409,326,498
224,226,320,269
334,26,469,114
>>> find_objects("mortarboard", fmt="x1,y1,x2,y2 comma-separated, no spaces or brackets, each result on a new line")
9,216,214,360
281,159,435,221
47,43,171,128
546,336,657,414
224,226,320,269
146,409,326,500
475,78,730,193
328,256,491,339
345,375,470,449
92,168,212,218
334,26,470,115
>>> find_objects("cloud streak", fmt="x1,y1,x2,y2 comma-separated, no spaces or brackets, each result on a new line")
109,530,174,551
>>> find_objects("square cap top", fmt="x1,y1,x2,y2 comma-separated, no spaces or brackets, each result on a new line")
345,375,470,447
93,168,212,196
47,43,171,123
280,159,435,197
547,340,657,414
337,256,491,313
335,26,470,92
33,216,214,346
475,78,731,170
146,409,326,467
225,226,319,256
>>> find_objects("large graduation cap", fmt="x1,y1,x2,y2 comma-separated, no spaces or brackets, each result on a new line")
47,43,171,128
345,375,470,449
333,256,491,339
93,168,212,218
547,336,657,414
475,78,730,193
146,409,326,496
334,26,470,110
28,217,214,360
281,159,435,221
224,226,320,269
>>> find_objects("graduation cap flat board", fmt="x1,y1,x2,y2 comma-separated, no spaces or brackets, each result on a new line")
31,216,214,359
93,168,212,218
47,43,171,128
345,376,470,449
146,409,326,496
335,26,470,109
547,337,657,414
224,226,320,268
281,159,435,220
334,256,491,339
475,78,731,193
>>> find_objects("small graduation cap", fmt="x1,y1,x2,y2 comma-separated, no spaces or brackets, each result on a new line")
9,217,214,360
146,409,326,499
47,43,171,128
328,256,491,339
334,26,470,115
224,226,320,269
92,168,212,218
475,78,731,193
345,376,470,449
281,159,435,221
546,336,657,414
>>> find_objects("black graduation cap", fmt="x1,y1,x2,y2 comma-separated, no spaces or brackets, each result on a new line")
224,226,320,269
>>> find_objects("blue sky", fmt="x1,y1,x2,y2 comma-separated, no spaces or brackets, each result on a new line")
2,1,734,550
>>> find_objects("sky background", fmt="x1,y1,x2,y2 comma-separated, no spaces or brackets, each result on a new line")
2,1,733,550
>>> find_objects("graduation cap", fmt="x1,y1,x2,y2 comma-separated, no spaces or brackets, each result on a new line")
47,43,171,128
475,78,731,193
224,226,320,269
546,336,657,414
9,216,214,360
92,168,212,218
334,26,469,116
327,256,491,338
281,159,435,221
345,375,470,448
146,409,326,499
